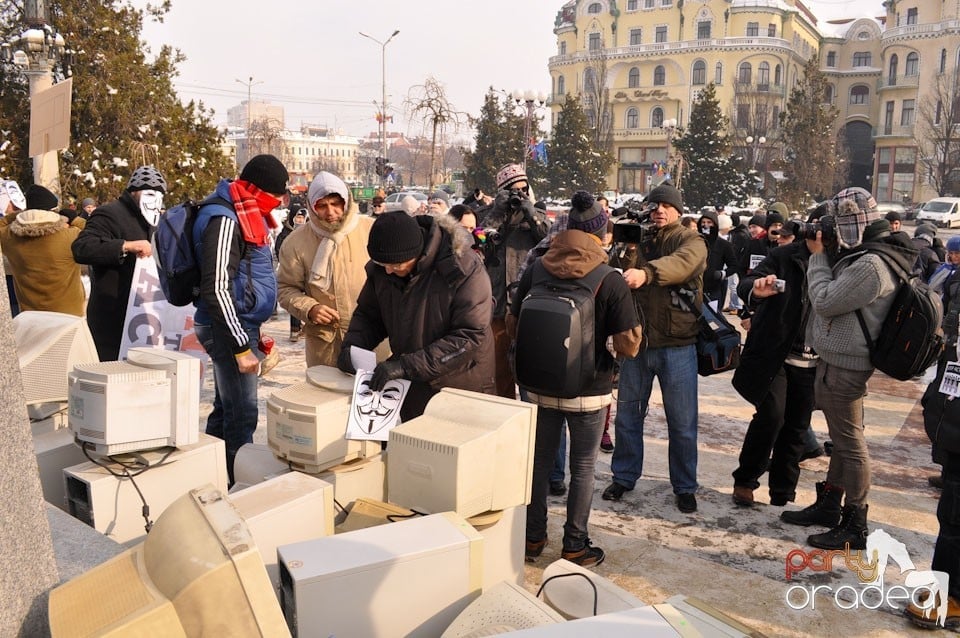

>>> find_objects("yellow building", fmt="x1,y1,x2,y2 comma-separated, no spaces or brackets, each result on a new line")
548,0,960,203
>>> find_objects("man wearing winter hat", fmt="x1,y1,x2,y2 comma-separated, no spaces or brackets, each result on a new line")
780,186,918,552
0,184,86,316
73,165,168,360
80,197,97,219
277,171,376,367
188,154,288,485
337,210,495,421
427,189,450,215
604,182,707,513
479,162,550,398
913,222,942,280
510,191,641,568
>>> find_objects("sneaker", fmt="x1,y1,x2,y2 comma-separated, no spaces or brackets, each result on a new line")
732,485,754,507
549,480,567,496
561,539,605,568
289,329,301,343
600,431,614,453
525,537,547,562
676,493,697,513
602,482,631,501
905,591,960,630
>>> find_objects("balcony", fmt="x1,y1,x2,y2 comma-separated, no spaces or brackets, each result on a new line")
882,19,960,42
873,124,915,139
845,102,871,119
548,36,792,66
734,82,786,96
610,127,672,140
877,74,920,91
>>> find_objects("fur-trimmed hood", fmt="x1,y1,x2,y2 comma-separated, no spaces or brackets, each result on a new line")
8,209,68,237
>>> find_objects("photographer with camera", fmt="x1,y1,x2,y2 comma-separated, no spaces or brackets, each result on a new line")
479,163,551,398
603,183,707,513
780,188,917,551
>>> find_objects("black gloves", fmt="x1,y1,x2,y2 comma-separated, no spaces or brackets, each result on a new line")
336,346,355,374
370,360,405,391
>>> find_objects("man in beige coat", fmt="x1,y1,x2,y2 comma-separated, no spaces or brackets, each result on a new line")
277,172,374,367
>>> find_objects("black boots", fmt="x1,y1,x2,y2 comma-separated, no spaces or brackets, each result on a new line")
780,481,843,527
808,504,869,550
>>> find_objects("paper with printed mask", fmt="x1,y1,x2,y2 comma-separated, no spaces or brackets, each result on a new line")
346,369,411,441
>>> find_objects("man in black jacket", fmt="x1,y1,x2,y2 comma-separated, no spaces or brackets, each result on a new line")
697,209,739,307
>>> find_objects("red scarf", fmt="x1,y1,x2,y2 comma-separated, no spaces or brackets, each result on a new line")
229,179,280,247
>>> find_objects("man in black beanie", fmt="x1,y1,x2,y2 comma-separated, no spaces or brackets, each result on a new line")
337,210,496,420
605,182,707,513
190,154,289,485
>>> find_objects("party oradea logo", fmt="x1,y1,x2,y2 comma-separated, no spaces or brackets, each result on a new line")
784,528,948,624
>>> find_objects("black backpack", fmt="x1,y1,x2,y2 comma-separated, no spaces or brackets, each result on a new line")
153,196,232,306
856,249,945,381
514,261,613,399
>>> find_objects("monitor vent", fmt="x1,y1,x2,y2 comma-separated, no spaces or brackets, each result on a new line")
75,381,106,395
393,432,456,455
22,330,74,404
288,412,315,423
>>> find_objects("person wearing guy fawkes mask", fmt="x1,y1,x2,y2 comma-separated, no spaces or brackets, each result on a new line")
72,165,167,361
478,163,550,398
696,208,739,308
0,179,27,316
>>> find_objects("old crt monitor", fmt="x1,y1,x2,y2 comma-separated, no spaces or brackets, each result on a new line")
49,485,290,637
14,310,99,406
387,388,537,518
267,381,377,473
67,347,201,456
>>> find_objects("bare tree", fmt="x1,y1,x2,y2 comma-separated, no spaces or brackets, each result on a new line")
405,77,465,189
916,64,960,197
247,117,286,164
583,47,613,154
729,81,782,197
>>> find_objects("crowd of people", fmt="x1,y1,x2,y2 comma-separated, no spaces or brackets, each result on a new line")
3,158,956,629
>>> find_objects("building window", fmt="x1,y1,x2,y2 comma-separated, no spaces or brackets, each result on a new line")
757,62,770,89
853,51,872,67
772,105,780,129
774,64,782,86
715,62,723,84
692,60,706,85
655,26,667,42
630,28,642,45
697,21,710,39
736,104,750,128
589,33,601,51
627,0,638,9
651,107,664,128
826,51,836,67
626,108,639,129
884,101,895,134
644,0,654,7
901,99,915,126
661,0,672,6
587,2,602,13
850,85,869,104
746,22,759,37
905,52,919,76
560,41,567,55
888,54,898,83
738,62,752,84
768,23,776,37
557,75,565,95
654,65,665,85
824,84,834,104
941,49,947,73
628,67,640,88
936,100,943,124
906,7,917,24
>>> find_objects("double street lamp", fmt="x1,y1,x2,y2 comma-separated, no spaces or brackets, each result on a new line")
661,118,682,190
745,135,766,195
509,90,547,172
360,29,400,188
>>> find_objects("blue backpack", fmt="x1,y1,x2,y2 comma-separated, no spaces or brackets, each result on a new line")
153,196,231,306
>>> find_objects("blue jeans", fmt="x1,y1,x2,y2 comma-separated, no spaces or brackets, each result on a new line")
551,425,568,483
195,322,261,484
527,406,605,552
726,274,742,310
611,344,699,494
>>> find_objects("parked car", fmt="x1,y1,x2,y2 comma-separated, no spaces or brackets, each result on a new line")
916,197,960,228
383,191,427,213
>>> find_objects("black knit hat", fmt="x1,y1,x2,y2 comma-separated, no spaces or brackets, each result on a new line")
645,184,683,212
239,154,289,195
765,211,785,229
568,191,608,238
25,184,58,211
748,214,766,228
368,211,424,264
126,165,167,194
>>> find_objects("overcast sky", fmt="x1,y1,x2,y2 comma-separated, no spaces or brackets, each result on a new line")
135,0,875,142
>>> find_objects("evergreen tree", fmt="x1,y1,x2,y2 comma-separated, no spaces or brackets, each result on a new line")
671,83,746,211
0,1,232,203
545,93,614,197
778,56,840,208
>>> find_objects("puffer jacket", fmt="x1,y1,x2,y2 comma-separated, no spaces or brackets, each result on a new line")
276,197,373,364
0,209,86,316
342,214,495,419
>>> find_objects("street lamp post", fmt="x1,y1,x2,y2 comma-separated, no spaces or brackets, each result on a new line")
235,75,262,165
509,90,547,173
745,135,766,196
359,29,399,189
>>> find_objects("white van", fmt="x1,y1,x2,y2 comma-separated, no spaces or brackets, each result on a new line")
916,197,960,228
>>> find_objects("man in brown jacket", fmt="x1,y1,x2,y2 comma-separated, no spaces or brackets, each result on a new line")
603,183,707,513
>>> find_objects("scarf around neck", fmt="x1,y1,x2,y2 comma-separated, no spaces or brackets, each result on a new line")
308,211,360,292
229,180,279,247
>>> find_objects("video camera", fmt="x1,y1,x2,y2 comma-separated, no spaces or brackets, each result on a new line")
612,199,657,245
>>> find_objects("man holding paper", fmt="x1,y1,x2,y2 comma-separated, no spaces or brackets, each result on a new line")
337,211,495,421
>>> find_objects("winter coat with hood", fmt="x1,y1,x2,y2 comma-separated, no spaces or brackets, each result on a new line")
72,191,154,360
276,177,374,367
610,220,707,349
697,210,739,303
806,232,918,371
0,209,86,316
509,229,642,411
342,213,495,420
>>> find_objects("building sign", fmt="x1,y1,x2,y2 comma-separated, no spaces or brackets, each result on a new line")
613,89,671,101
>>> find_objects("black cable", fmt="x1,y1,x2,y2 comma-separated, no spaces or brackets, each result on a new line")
536,572,600,617
333,498,345,513
386,509,426,522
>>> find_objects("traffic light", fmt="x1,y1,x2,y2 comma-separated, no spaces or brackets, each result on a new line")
375,157,385,176
375,157,392,178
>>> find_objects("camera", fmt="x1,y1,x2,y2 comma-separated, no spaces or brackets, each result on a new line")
799,214,837,242
472,227,501,247
612,201,657,246
507,188,526,211
773,279,786,293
